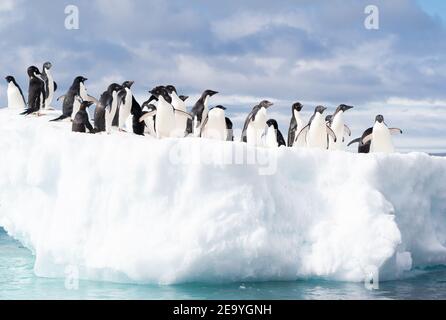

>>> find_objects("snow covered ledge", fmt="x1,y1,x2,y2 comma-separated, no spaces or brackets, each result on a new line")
0,108,445,284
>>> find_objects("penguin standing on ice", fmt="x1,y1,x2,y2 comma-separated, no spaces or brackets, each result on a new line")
5,76,26,110
51,76,96,121
295,106,337,149
21,66,45,116
287,102,305,147
94,83,122,133
166,85,189,137
116,81,135,131
349,115,402,153
241,100,274,146
72,101,95,133
188,90,219,137
41,62,57,110
130,95,157,136
149,86,176,138
327,104,353,150
201,105,227,141
266,119,286,148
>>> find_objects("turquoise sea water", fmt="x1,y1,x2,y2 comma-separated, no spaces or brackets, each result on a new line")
1,228,446,300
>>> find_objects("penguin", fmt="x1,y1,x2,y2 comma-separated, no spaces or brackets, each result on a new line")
94,83,122,133
141,95,158,137
148,86,175,138
21,66,45,116
349,115,402,153
295,106,337,149
51,76,96,121
5,76,26,110
201,105,227,141
287,102,305,147
225,117,234,141
166,85,189,137
347,128,373,154
72,101,95,133
266,119,286,148
188,90,219,136
129,95,157,136
241,100,274,146
116,81,135,131
327,104,354,150
41,61,57,110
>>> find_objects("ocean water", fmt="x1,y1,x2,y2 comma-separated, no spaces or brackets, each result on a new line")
1,228,446,300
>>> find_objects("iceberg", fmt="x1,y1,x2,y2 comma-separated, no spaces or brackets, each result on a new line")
0,108,445,284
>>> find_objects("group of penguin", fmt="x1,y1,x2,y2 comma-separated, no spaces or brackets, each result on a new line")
4,62,403,153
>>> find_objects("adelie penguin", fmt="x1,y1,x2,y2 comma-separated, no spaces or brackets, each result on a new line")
287,102,305,147
266,119,286,148
141,95,158,137
241,100,274,147
72,100,95,133
41,61,57,110
5,76,26,110
348,115,402,153
51,76,97,121
326,104,353,150
21,66,45,116
166,85,189,137
94,83,122,133
116,81,135,131
188,90,219,137
295,106,337,149
201,105,227,141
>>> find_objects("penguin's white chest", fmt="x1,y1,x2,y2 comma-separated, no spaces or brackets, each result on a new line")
156,98,175,138
266,127,278,148
7,83,26,109
247,109,267,146
45,69,54,107
371,123,394,153
293,111,306,147
79,83,88,101
71,100,82,120
329,113,345,150
105,91,119,133
172,94,187,137
119,89,132,129
202,109,226,140
307,114,328,149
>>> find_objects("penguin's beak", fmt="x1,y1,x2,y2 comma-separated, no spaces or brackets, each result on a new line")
344,105,354,111
209,90,219,97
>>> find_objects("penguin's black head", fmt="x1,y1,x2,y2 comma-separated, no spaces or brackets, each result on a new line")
266,119,279,130
315,105,327,114
43,62,52,70
75,76,88,83
338,104,354,113
122,81,135,89
325,115,333,122
165,85,177,95
292,102,303,112
203,90,219,98
27,66,41,78
81,101,94,108
179,95,189,102
108,83,122,93
376,115,385,123
259,100,274,109
5,76,15,83
149,86,171,103
214,105,227,111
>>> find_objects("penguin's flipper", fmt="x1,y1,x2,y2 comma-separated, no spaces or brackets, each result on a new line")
389,128,403,135
54,82,58,92
326,126,337,143
344,125,352,137
57,95,66,102
139,111,157,123
296,125,310,144
50,115,69,122
348,138,361,147
362,134,373,145
173,109,193,120
86,95,100,105
278,130,287,147
201,115,209,131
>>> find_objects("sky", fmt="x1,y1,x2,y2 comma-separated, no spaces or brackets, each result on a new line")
0,0,445,152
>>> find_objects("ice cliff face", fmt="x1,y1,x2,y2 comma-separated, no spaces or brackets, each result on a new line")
0,108,445,284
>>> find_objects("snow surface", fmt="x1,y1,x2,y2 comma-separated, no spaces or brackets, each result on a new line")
0,108,445,284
